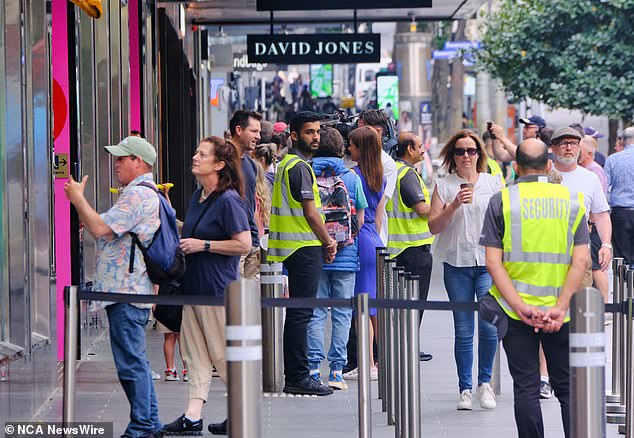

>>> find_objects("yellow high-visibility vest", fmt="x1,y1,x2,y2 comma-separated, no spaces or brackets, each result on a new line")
386,161,434,257
490,181,586,321
487,157,506,187
268,154,322,262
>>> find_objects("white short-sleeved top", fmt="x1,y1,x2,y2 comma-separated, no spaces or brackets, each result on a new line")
558,166,610,216
432,172,502,267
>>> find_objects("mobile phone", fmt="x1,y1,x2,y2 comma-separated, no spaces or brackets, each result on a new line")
487,121,496,139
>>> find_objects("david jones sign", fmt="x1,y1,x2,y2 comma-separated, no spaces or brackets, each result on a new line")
247,34,380,64
256,0,431,10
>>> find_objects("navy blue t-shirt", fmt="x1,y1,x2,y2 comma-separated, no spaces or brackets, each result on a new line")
181,189,250,296
241,154,260,247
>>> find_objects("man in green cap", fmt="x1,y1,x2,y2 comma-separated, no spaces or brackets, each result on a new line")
64,136,163,438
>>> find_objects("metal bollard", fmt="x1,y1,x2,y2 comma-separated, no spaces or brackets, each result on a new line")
407,276,421,438
608,257,625,404
386,260,398,426
63,286,79,424
226,279,262,438
356,293,372,438
608,263,629,422
375,248,388,405
569,287,606,438
260,248,284,393
622,269,634,437
398,271,410,438
393,267,404,438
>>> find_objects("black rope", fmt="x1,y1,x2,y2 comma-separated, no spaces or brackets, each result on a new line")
76,290,586,313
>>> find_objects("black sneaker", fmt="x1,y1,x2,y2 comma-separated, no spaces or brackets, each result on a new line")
419,352,433,362
283,376,334,396
207,419,227,435
162,414,203,436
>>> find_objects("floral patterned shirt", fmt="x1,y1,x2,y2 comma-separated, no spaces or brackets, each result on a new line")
94,173,160,308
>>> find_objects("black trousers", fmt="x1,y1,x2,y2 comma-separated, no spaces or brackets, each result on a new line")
503,318,570,438
283,245,323,383
612,207,634,265
395,245,433,320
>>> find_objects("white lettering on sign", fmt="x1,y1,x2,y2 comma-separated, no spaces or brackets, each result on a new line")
255,42,267,56
233,54,268,71
253,38,376,59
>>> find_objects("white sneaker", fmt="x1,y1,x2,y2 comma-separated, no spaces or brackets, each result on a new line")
457,389,473,410
151,370,161,381
343,368,358,380
478,383,497,409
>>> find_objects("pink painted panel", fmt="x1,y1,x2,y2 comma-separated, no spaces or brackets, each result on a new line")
52,0,71,361
129,0,141,132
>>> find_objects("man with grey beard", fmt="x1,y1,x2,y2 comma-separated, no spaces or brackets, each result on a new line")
551,127,612,279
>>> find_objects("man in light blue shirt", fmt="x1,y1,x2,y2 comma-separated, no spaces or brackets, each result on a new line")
605,126,634,264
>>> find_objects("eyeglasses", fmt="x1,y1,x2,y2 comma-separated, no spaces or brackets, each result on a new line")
555,141,580,148
454,147,479,156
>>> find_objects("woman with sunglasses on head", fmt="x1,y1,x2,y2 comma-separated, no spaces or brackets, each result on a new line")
428,129,503,411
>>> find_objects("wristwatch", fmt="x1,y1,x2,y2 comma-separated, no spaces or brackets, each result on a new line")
204,240,211,252
601,243,613,250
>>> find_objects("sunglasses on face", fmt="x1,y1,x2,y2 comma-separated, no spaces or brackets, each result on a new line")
454,147,479,156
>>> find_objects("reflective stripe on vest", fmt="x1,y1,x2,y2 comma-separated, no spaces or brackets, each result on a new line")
386,162,434,257
490,182,586,321
268,154,323,261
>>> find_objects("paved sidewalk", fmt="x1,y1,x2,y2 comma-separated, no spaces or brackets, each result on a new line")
33,262,622,437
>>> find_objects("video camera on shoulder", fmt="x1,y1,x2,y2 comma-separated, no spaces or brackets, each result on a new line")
320,110,358,148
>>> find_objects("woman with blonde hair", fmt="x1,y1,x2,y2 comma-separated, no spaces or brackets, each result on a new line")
253,160,271,236
253,143,277,188
343,125,384,380
428,129,502,411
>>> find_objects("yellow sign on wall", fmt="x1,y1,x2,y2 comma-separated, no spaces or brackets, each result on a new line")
54,153,69,179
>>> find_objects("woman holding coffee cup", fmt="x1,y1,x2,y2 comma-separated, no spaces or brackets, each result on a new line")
428,129,503,411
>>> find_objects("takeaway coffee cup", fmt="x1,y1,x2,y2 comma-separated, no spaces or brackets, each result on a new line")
460,182,474,204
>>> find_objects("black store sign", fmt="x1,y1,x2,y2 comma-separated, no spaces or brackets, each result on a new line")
247,34,381,64
257,0,431,10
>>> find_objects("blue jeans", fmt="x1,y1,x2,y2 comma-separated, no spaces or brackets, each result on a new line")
106,303,161,437
443,263,498,392
307,270,355,371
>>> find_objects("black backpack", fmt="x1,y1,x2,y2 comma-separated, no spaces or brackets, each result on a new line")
128,182,185,285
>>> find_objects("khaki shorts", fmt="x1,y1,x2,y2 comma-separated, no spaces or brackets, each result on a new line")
581,258,593,288
239,246,260,279
155,319,176,334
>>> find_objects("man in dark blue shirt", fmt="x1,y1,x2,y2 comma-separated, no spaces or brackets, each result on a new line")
228,110,262,278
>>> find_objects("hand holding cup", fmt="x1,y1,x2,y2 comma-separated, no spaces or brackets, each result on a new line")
459,182,474,205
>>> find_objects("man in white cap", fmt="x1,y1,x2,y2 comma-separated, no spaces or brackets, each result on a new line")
64,136,163,438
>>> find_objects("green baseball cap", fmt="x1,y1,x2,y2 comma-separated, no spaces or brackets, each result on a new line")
105,136,157,166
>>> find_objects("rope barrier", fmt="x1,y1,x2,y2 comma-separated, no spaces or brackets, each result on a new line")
75,289,627,313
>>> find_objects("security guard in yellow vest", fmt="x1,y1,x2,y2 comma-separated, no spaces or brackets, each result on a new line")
268,111,337,397
480,138,589,438
386,132,435,361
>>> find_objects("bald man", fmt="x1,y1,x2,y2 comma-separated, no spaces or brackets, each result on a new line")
480,138,589,438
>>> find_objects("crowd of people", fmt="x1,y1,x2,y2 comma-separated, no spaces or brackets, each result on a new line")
63,106,633,438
